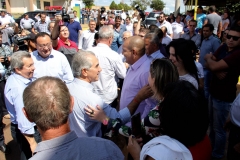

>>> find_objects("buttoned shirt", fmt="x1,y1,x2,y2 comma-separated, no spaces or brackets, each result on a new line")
0,15,15,27
199,35,221,67
125,23,133,34
4,73,35,134
230,93,240,127
148,50,165,61
180,31,201,48
171,21,184,39
34,20,50,34
78,29,97,50
67,79,131,137
30,49,74,84
20,18,35,29
30,131,124,160
156,20,173,35
120,54,157,122
89,43,126,104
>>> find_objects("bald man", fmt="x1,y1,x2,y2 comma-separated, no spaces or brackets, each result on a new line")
120,36,157,125
161,26,172,46
117,31,133,62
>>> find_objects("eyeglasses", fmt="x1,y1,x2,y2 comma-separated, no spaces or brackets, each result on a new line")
226,34,240,41
37,42,52,49
122,37,128,40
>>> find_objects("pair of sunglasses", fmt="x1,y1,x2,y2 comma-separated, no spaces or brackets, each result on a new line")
226,34,240,41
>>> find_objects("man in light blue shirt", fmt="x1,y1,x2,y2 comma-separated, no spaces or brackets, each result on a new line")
196,6,206,29
4,51,41,160
199,24,220,99
31,32,74,83
20,14,35,31
68,51,131,137
144,33,165,60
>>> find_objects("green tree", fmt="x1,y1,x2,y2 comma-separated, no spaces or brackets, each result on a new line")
110,1,117,10
130,0,150,11
150,0,165,11
118,3,124,10
82,0,94,9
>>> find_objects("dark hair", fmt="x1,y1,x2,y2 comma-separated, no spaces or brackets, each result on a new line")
58,25,68,33
139,28,150,34
198,6,203,10
159,80,209,147
35,32,51,43
189,19,197,25
155,29,164,39
149,24,158,32
100,17,106,21
115,16,122,21
187,40,198,58
93,32,99,46
230,25,240,33
126,17,131,21
167,38,199,84
209,5,216,12
150,59,179,97
160,12,165,16
203,23,214,31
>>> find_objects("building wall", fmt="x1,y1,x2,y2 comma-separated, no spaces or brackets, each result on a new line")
52,0,65,6
9,0,30,13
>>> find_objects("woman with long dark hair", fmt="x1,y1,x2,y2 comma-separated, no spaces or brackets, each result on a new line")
167,38,199,89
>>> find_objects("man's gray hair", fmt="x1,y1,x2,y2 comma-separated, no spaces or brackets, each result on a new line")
145,33,159,45
72,51,95,77
11,51,31,72
99,25,114,39
123,30,133,36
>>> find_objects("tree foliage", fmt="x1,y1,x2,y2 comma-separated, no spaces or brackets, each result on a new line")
150,0,165,11
110,1,132,11
110,1,117,10
82,0,94,9
130,0,150,11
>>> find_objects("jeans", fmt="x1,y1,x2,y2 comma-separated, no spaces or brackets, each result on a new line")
0,100,3,146
11,124,41,160
209,96,232,158
204,69,211,100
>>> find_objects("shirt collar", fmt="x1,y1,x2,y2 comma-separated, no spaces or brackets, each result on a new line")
34,131,78,154
74,78,94,91
149,50,161,59
97,43,109,48
13,73,32,85
131,54,148,71
205,35,213,40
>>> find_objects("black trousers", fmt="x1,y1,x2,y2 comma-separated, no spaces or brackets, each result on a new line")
11,124,41,160
0,98,4,146
227,123,240,160
0,80,8,116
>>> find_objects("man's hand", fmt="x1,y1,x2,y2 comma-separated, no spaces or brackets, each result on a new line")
23,134,37,154
137,15,142,22
214,71,227,80
234,143,240,154
135,84,153,102
127,135,141,160
204,53,213,61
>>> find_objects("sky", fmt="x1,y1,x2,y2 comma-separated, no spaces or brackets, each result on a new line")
94,0,186,14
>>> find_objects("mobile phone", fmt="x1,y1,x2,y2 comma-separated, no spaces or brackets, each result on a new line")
131,113,141,138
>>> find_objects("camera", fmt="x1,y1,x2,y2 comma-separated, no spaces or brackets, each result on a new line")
12,34,30,51
62,7,70,22
100,7,106,14
135,5,145,21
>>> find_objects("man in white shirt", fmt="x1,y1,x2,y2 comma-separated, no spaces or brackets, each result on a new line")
121,10,127,21
78,20,97,51
156,12,173,38
125,17,133,34
89,26,126,106
73,10,80,22
171,14,184,39
91,9,98,22
0,10,15,44
161,26,172,46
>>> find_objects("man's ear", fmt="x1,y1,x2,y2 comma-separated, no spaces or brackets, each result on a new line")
22,107,33,122
69,96,74,113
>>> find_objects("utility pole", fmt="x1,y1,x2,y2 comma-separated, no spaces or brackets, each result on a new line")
174,0,180,16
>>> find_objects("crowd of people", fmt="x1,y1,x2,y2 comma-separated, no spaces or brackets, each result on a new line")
0,4,239,160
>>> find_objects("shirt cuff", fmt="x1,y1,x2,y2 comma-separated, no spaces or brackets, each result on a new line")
20,125,35,135
118,107,131,124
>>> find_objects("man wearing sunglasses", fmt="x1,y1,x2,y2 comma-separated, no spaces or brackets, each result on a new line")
204,26,240,159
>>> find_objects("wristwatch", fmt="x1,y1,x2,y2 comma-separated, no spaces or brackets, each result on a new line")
102,117,109,125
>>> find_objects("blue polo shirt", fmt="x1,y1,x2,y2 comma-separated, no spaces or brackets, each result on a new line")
65,21,82,44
